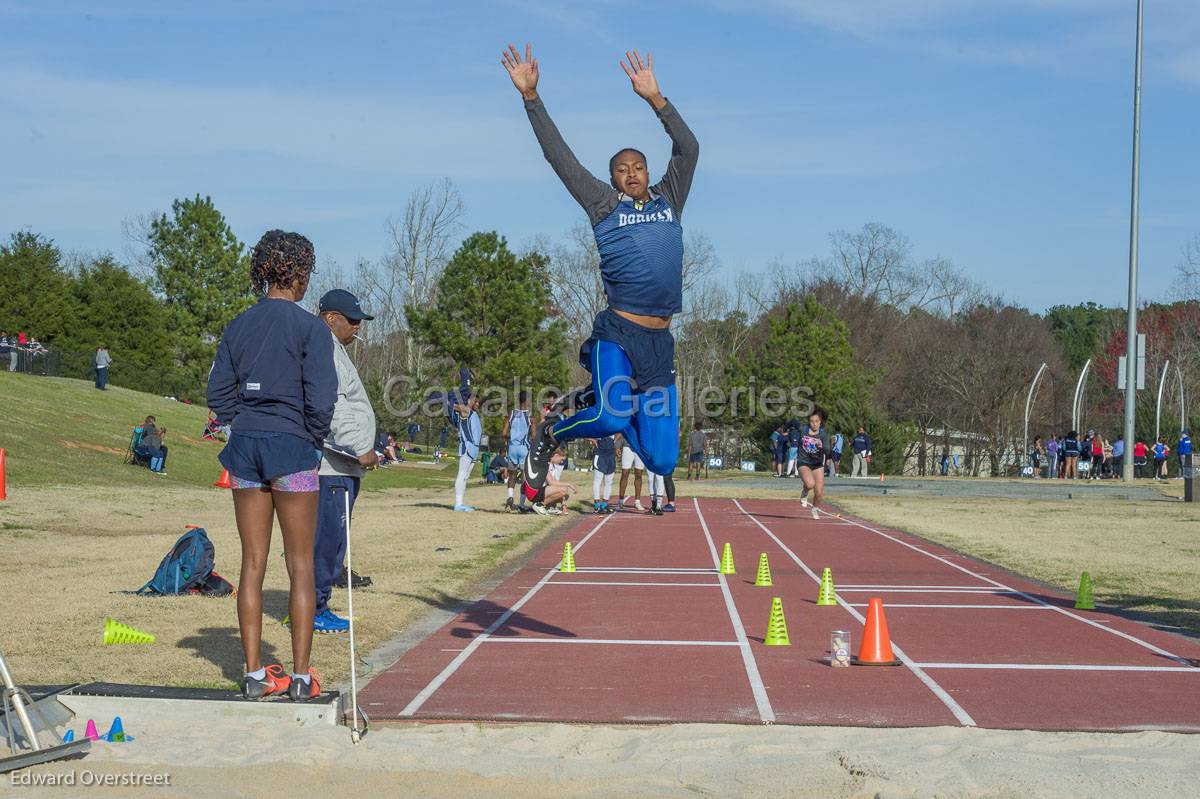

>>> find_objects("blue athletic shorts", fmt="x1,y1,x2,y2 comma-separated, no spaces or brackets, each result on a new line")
508,443,528,466
580,309,675,390
219,430,321,486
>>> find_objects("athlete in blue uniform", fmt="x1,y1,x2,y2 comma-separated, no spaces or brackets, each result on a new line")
501,43,699,501
502,391,533,512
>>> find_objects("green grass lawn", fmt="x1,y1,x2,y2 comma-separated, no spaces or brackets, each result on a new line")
0,371,456,491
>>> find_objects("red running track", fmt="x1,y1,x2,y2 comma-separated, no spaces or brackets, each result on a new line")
359,497,1200,731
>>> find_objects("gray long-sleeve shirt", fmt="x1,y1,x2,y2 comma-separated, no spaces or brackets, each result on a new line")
524,96,699,317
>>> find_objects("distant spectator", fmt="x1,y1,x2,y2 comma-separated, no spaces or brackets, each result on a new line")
1153,438,1170,480
1111,435,1125,476
1102,438,1113,478
851,426,872,478
1062,430,1080,479
686,420,707,480
1133,439,1148,478
1089,434,1104,481
828,430,845,477
1029,436,1043,478
95,345,112,390
1178,430,1192,479
771,425,786,477
0,332,13,372
407,421,420,445
1046,435,1059,478
142,415,168,474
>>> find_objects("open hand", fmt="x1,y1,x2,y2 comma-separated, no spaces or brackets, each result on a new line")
501,43,539,100
620,50,665,109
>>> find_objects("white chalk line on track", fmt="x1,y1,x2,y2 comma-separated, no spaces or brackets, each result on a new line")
845,604,1052,610
835,585,1012,590
479,638,741,646
398,512,616,717
571,567,717,574
730,498,977,727
823,507,1197,668
694,497,776,724
540,581,722,587
915,663,1200,673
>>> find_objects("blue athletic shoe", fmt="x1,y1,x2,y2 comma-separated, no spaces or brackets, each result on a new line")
663,503,676,512
313,609,349,634
453,504,475,512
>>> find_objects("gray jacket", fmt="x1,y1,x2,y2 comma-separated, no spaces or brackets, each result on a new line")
319,333,376,478
95,349,112,368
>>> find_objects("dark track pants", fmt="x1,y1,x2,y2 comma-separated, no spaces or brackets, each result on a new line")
315,475,359,614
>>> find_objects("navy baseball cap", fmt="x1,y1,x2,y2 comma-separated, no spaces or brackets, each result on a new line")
319,289,374,321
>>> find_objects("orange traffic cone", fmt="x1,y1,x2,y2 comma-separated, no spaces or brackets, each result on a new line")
854,598,901,666
213,468,232,489
0,447,6,500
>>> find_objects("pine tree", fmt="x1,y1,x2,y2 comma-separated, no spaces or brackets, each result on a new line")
148,195,254,396
406,232,568,433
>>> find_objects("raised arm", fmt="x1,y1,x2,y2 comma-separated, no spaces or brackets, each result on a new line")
621,50,699,216
502,43,615,225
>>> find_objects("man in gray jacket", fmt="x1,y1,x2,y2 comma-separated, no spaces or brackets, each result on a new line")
312,290,378,633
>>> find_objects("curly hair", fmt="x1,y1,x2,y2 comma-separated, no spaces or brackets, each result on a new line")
250,230,315,295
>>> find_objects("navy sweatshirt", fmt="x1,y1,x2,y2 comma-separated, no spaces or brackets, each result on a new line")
206,298,336,446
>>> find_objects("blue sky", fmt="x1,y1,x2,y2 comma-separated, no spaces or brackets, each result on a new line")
2,0,1198,311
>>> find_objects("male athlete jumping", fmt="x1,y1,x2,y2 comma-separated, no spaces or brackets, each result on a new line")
501,43,699,501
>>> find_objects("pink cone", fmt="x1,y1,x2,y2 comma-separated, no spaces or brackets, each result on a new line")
84,719,99,741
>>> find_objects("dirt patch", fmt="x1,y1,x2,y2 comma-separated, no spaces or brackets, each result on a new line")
59,439,126,456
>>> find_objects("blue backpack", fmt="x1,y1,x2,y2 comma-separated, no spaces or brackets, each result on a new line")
137,527,215,595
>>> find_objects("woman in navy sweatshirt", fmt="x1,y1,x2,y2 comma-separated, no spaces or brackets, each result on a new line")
206,230,336,702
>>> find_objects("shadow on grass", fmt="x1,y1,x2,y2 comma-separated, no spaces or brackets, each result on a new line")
177,626,282,684
395,589,576,639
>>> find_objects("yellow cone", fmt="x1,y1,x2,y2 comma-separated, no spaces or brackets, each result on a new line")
755,553,773,587
764,597,790,646
817,567,837,606
559,542,576,573
720,543,736,575
103,617,155,645
1075,570,1095,610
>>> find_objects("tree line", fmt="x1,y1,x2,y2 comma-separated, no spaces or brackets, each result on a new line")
2,185,1197,472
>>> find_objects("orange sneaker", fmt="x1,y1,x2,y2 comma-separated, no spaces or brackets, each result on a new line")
288,669,322,702
243,664,291,700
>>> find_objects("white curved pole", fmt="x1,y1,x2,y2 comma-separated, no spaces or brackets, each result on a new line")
1024,363,1048,469
1176,365,1186,432
1072,359,1092,432
1155,359,1170,441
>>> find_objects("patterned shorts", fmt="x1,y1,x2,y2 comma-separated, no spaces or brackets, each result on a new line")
230,467,319,493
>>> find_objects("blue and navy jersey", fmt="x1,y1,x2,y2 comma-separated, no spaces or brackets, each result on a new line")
524,96,698,319
591,194,683,316
1180,434,1192,455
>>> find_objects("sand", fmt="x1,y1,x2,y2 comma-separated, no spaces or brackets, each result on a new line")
7,714,1200,798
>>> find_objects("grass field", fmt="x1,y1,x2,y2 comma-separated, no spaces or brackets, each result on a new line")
0,371,568,688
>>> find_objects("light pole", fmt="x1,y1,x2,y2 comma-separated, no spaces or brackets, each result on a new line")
1121,0,1144,481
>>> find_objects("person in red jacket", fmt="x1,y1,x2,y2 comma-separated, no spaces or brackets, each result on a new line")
1133,440,1148,478
1089,434,1104,480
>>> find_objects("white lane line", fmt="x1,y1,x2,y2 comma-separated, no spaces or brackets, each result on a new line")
480,638,740,646
573,567,717,573
836,588,1016,594
732,499,976,727
399,513,615,716
845,604,1053,610
839,584,998,589
542,581,722,587
827,510,1194,666
694,498,776,724
915,663,1200,673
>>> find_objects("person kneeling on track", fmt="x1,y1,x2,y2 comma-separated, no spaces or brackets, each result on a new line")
529,449,577,515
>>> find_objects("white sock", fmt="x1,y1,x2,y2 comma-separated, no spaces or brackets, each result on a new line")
292,672,311,684
246,667,266,681
507,487,514,499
